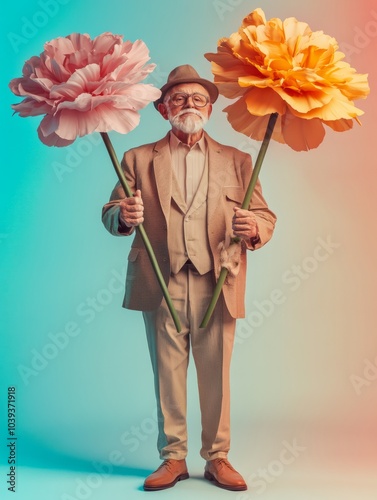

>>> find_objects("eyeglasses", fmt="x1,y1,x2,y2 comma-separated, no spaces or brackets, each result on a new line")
168,92,210,108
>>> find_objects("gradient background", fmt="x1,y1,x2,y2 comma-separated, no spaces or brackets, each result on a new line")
1,0,376,499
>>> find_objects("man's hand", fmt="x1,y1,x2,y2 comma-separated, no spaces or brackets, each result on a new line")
119,189,144,227
232,207,259,241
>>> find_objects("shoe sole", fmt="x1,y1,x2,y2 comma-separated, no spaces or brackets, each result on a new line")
144,473,189,491
204,471,247,491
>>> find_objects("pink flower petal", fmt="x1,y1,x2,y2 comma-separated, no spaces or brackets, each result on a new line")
44,37,76,63
49,58,71,82
50,64,101,100
92,32,120,55
56,93,94,112
94,105,140,134
54,108,101,139
39,113,59,137
67,33,93,53
37,125,74,147
105,83,162,110
11,98,52,117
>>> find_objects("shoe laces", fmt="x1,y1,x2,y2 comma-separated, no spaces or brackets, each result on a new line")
159,460,175,472
215,458,235,471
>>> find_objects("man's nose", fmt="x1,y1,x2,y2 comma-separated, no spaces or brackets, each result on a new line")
183,95,195,108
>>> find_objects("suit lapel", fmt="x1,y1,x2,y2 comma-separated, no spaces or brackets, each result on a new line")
152,132,229,226
153,134,172,223
171,172,187,213
206,133,226,224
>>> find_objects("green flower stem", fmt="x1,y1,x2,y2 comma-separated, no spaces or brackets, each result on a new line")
200,113,278,328
100,132,182,333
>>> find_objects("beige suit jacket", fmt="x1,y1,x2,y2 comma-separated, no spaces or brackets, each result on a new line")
102,131,276,318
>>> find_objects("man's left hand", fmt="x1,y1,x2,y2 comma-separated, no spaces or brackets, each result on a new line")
232,207,259,241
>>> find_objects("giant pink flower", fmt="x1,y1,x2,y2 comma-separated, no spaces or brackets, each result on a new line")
9,32,161,146
8,32,180,331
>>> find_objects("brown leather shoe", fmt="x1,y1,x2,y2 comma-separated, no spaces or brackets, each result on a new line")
204,458,247,491
143,459,189,491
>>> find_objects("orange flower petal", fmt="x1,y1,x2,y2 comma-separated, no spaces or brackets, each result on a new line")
293,89,364,121
283,17,311,42
224,96,285,143
244,87,286,116
282,114,326,151
241,8,266,29
273,85,332,113
323,119,354,132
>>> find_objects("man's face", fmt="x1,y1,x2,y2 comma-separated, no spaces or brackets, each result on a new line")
158,83,212,134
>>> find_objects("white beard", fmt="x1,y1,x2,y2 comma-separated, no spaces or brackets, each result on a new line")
168,109,208,134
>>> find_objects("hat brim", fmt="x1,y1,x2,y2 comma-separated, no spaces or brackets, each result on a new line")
154,77,219,109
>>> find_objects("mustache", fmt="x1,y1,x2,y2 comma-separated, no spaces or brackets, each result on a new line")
174,109,204,120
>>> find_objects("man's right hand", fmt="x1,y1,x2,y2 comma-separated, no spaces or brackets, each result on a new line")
119,189,144,227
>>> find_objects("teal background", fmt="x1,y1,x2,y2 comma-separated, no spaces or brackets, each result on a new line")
1,0,377,499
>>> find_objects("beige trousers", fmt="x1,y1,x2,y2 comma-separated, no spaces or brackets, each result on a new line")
143,265,236,461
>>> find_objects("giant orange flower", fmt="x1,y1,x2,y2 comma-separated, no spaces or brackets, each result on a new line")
205,8,370,151
200,8,370,327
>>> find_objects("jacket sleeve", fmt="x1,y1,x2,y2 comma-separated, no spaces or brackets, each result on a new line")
101,150,136,237
240,153,277,251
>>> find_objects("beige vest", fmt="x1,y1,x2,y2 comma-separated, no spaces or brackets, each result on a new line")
168,159,213,275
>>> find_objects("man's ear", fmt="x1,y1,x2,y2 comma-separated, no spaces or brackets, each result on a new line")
158,103,169,120
207,104,213,120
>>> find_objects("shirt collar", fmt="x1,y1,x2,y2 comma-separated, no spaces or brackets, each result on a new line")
169,131,206,154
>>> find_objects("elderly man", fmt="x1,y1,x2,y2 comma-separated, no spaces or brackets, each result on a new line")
102,65,276,492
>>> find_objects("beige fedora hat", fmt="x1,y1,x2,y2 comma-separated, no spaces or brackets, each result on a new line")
154,64,219,109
